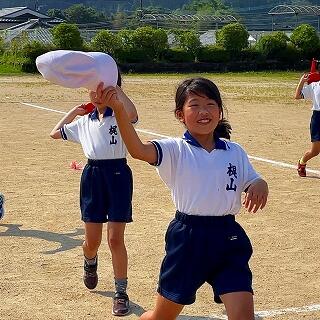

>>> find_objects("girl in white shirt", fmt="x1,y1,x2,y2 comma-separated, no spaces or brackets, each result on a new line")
91,77,268,320
295,72,320,177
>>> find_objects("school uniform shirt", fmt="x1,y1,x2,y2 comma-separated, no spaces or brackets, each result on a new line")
151,131,260,217
60,108,129,159
302,82,320,111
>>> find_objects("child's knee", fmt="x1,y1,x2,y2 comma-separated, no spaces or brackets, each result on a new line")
83,240,100,253
108,235,124,250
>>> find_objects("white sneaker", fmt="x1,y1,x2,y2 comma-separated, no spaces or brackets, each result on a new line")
0,193,5,220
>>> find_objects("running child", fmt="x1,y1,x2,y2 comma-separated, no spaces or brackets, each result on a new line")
50,73,138,317
91,77,269,320
0,193,4,220
295,72,320,177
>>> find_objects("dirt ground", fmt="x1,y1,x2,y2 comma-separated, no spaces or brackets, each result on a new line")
0,73,320,320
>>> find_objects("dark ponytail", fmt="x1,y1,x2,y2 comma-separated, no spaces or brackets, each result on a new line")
214,118,232,140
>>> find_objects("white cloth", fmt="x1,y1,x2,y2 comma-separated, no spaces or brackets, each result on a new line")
36,50,118,91
152,137,260,216
302,82,320,111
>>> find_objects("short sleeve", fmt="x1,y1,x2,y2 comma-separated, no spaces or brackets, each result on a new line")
240,149,261,191
61,119,81,143
150,138,179,189
301,84,313,100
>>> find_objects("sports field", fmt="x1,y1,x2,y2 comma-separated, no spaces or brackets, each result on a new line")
0,72,319,320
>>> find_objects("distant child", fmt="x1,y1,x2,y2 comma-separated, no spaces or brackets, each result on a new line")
295,72,320,177
91,77,269,320
50,73,138,317
0,193,5,220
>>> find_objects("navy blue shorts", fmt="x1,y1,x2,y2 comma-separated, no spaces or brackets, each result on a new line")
80,158,133,223
157,211,253,305
310,110,320,142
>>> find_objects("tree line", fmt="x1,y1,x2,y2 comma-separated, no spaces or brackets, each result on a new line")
0,22,318,73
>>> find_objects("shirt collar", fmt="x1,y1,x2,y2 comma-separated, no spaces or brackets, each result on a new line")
182,130,227,150
89,107,113,120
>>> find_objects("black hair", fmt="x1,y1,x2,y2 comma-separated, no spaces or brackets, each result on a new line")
174,77,232,139
117,67,122,87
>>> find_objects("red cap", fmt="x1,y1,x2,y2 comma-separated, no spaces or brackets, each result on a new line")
83,103,95,114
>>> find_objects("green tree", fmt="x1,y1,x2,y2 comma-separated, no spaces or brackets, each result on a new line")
64,4,105,23
91,30,123,58
173,30,202,61
20,41,52,72
256,31,288,59
112,12,128,29
117,29,134,48
131,26,168,60
0,35,5,54
47,8,66,20
291,24,320,59
182,0,229,14
51,23,83,50
216,22,249,52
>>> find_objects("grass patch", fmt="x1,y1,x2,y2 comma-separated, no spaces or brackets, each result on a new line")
0,64,23,74
124,70,302,81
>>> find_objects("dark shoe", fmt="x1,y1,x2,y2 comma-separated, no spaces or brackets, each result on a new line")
83,256,98,289
297,161,306,177
112,292,130,316
0,193,5,220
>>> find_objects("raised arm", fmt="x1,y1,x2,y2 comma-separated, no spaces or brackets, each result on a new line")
295,73,308,100
49,105,86,139
116,86,138,123
91,83,157,164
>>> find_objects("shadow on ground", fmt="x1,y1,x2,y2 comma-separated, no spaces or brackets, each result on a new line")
93,290,263,319
0,223,84,254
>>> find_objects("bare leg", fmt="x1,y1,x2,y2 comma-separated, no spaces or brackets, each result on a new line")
301,141,320,163
82,222,103,259
140,294,184,320
107,222,127,279
220,292,254,320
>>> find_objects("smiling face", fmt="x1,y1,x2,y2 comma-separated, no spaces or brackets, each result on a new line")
176,91,221,138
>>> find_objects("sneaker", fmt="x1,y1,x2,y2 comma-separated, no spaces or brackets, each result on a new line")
0,193,5,220
112,292,130,316
297,161,307,177
83,256,98,289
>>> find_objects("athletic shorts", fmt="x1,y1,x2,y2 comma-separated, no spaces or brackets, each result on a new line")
157,211,253,305
80,158,133,223
310,110,320,142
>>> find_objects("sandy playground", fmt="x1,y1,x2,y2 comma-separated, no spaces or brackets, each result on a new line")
0,73,320,320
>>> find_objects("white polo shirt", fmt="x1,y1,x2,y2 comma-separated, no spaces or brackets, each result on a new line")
60,108,128,159
302,82,320,111
152,131,260,216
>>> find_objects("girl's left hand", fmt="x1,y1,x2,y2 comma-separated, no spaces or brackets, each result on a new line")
243,179,268,213
89,82,105,107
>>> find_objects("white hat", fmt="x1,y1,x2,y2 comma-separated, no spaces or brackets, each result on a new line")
36,50,118,91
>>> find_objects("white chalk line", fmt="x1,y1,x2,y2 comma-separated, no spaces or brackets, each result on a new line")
21,102,172,138
208,303,320,319
20,102,320,318
22,102,67,115
21,102,320,176
181,303,320,319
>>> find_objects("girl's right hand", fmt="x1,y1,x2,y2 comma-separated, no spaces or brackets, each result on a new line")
301,73,309,83
73,104,87,116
